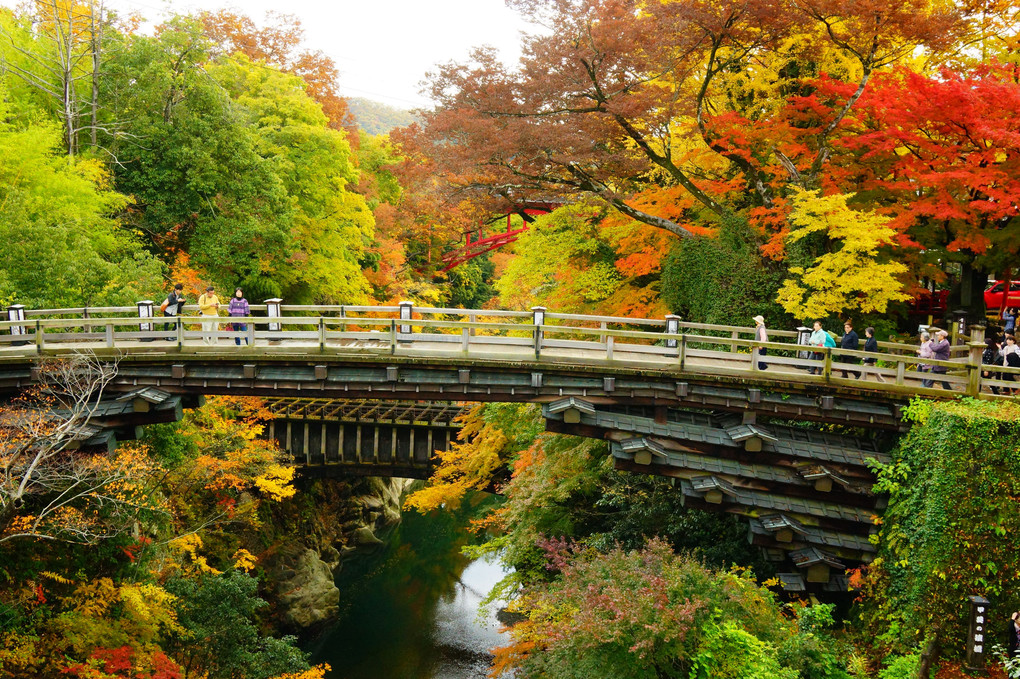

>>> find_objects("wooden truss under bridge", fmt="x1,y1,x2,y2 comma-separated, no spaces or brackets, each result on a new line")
439,200,560,272
0,303,1005,594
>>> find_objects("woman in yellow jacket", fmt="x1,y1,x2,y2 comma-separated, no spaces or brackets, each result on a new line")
197,286,221,345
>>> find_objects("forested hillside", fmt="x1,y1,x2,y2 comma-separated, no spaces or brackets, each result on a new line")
347,97,416,135
2,0,1020,678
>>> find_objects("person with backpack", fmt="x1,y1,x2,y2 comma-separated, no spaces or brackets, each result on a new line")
228,288,250,346
161,283,184,340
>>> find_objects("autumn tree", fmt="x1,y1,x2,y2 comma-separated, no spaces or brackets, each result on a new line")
775,190,910,319
832,63,1020,315
0,355,168,544
397,0,962,240
0,0,118,155
198,10,355,137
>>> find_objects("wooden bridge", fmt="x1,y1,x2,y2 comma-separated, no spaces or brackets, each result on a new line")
0,303,1008,592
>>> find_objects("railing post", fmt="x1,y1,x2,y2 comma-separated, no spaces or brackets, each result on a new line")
247,320,255,347
319,317,325,352
665,314,680,349
896,359,906,386
265,298,283,331
176,315,183,350
35,320,43,354
795,326,811,360
105,322,115,348
679,334,687,371
606,335,614,361
967,324,986,396
265,298,283,345
751,345,759,372
7,304,27,346
137,299,154,342
461,324,470,352
532,306,546,358
389,319,397,355
823,347,832,381
398,300,413,341
730,329,739,354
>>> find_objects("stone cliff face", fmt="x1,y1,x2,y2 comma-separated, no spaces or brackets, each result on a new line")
264,475,412,631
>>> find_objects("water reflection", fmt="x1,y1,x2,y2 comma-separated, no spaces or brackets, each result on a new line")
310,495,506,679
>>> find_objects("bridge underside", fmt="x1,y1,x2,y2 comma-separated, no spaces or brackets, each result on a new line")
2,355,898,593
264,399,468,480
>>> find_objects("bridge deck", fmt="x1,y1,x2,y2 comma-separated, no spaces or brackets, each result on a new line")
0,304,1008,405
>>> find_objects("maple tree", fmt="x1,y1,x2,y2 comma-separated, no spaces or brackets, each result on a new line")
199,10,355,138
831,63,1020,313
776,189,910,319
397,0,962,241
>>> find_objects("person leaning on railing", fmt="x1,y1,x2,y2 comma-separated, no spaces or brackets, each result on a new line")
917,331,933,385
1000,334,1020,396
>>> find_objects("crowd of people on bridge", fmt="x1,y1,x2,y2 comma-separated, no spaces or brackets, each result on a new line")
753,313,1019,394
160,283,251,345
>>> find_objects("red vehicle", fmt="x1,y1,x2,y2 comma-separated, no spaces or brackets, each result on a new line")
984,281,1020,313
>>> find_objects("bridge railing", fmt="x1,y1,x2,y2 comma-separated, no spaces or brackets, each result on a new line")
0,305,999,400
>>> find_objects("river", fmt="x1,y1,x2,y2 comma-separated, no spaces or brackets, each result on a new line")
309,494,508,679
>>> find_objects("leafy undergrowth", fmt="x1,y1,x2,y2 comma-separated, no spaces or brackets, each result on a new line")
934,660,1007,679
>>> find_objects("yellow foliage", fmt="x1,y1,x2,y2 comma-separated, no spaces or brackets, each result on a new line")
169,533,222,575
232,548,258,572
255,464,297,501
404,406,507,513
271,664,331,679
776,189,911,319
118,583,185,638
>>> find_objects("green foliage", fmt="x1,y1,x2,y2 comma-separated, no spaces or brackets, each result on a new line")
444,254,495,309
496,203,624,311
877,651,920,679
0,82,162,307
863,399,1020,657
661,215,788,327
164,571,310,679
691,621,798,679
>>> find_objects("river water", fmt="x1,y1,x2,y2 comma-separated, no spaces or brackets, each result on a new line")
309,495,508,679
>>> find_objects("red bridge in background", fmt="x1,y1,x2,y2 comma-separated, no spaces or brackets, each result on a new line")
440,201,560,272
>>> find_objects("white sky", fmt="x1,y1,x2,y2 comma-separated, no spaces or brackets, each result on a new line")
103,0,534,109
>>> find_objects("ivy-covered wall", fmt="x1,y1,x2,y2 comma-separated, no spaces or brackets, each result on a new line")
863,398,1020,658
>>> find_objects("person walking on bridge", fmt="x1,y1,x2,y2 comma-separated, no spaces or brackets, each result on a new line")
862,327,886,383
753,315,768,370
198,286,221,345
228,288,250,346
807,320,828,374
839,321,860,379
